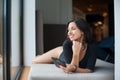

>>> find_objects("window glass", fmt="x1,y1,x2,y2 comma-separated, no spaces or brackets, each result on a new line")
2,0,23,80
11,0,23,79
0,0,3,79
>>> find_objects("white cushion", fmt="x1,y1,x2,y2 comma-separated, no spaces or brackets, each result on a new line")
28,59,114,80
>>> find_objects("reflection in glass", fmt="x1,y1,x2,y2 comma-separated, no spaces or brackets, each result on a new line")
0,55,2,80
0,0,3,79
11,0,21,79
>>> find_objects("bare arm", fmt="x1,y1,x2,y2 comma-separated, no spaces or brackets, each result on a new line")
70,41,82,66
60,64,92,73
32,46,63,64
75,67,92,73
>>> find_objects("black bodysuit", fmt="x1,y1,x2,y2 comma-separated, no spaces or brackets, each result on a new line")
59,40,97,71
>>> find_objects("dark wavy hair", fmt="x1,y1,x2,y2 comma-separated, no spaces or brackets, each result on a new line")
66,18,93,43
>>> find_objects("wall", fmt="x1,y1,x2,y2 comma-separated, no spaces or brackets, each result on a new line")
36,10,44,54
35,0,72,54
36,0,73,24
23,0,35,66
43,24,66,52
115,0,120,80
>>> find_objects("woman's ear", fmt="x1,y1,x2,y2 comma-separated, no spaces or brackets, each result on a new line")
82,31,84,35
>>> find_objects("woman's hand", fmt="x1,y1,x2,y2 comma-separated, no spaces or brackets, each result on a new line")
72,41,82,55
59,64,77,73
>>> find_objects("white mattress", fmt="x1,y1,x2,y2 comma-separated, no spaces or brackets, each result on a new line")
28,59,114,80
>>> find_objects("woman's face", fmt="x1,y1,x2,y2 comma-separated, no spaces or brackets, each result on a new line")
67,22,83,41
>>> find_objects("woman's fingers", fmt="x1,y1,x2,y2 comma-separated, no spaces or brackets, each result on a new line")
59,64,76,73
59,65,66,70
59,65,69,73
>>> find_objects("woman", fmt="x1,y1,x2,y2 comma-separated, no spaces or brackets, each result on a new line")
32,18,97,73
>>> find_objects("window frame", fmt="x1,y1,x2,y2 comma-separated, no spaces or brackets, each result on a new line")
2,0,23,80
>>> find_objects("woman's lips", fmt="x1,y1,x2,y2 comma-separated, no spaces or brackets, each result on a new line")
68,35,74,39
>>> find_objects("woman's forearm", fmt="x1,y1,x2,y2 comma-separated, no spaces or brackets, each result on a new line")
76,67,92,73
70,53,79,66
71,41,82,66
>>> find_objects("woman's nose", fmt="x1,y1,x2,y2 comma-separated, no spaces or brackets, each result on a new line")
67,30,72,35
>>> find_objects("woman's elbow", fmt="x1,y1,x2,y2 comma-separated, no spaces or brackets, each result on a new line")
76,68,93,73
82,69,93,73
32,58,39,64
87,69,93,73
32,59,37,64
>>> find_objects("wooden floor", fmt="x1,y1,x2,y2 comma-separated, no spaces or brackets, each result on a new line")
11,66,19,80
19,66,30,80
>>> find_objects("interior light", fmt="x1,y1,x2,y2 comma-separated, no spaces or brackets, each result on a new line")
97,21,103,25
87,7,93,12
102,12,108,17
87,5,93,12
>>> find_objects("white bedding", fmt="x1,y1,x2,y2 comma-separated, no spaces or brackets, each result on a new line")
28,59,114,80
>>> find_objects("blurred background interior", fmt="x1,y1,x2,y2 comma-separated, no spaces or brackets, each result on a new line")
35,0,114,53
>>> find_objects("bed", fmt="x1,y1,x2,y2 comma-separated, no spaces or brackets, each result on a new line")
28,59,114,80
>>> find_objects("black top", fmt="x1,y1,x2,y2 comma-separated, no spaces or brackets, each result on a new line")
59,40,97,70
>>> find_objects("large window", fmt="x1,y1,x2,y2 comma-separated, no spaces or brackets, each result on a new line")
2,0,23,80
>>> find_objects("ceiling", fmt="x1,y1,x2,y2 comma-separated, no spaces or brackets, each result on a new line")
73,0,113,14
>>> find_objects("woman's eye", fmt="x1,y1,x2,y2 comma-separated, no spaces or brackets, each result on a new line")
72,27,76,30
